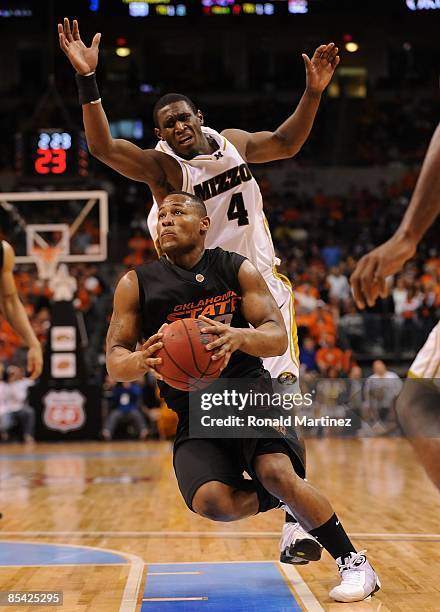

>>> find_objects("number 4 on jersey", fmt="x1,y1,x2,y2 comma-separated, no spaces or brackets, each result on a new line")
227,193,249,226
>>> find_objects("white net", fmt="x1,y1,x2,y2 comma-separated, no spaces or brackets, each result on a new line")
31,246,62,281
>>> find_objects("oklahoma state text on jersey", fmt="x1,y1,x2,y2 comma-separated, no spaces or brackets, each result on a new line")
168,290,241,321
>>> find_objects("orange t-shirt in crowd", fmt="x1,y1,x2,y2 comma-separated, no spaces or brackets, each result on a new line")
316,346,344,372
309,312,336,343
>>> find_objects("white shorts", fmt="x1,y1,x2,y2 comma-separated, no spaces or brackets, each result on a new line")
408,322,440,387
262,272,300,380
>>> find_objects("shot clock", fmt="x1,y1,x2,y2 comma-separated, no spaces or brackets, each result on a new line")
16,129,89,181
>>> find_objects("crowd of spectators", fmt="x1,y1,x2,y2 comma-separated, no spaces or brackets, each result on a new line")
352,95,438,165
0,258,110,370
259,166,439,368
298,360,404,439
101,375,178,441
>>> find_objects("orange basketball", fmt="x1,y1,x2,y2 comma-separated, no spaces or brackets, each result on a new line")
156,318,225,391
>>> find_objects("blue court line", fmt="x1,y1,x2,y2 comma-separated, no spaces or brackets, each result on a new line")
0,450,161,461
0,542,128,566
141,562,301,611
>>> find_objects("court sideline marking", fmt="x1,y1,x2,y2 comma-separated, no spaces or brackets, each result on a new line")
119,550,145,612
278,562,324,611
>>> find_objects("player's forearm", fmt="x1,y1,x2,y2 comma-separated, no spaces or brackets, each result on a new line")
396,123,440,244
239,322,288,358
106,347,145,382
2,294,39,349
274,88,322,156
82,101,115,159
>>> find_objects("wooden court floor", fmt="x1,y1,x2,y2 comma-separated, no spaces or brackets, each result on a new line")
0,438,439,611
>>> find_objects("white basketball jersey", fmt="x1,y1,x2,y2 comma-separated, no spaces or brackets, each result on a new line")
147,126,283,301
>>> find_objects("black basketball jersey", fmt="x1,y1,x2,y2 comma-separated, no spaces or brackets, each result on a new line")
0,241,4,271
135,247,263,412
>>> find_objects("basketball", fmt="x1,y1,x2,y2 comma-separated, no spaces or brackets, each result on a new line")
156,318,225,391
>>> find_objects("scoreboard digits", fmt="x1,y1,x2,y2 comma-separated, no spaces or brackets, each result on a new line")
35,132,72,176
16,130,89,181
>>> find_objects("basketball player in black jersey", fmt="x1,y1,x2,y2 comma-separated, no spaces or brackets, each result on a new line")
106,192,380,602
0,241,42,379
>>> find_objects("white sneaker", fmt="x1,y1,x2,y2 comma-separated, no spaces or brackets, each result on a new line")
329,550,381,602
279,521,322,565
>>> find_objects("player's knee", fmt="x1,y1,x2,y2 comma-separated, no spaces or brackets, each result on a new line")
255,454,299,495
192,482,238,521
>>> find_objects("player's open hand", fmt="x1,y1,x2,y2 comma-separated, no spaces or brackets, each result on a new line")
350,233,417,309
138,331,165,380
199,315,244,371
303,43,340,94
58,18,101,75
27,343,43,379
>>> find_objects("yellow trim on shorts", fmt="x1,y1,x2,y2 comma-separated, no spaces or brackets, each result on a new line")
407,370,439,390
272,268,300,368
261,212,299,367
420,322,440,378
431,324,440,378
408,370,420,379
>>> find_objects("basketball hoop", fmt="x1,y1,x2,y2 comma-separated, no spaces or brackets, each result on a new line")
31,246,62,281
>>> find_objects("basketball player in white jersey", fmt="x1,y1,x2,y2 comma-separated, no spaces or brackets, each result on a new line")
351,123,440,490
59,18,340,561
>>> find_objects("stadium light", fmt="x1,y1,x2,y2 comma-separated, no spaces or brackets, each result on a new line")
345,42,359,53
116,47,131,57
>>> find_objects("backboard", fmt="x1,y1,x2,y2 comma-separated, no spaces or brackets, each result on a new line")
0,191,108,273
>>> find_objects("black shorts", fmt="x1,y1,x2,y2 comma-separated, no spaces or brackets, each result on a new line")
173,436,305,512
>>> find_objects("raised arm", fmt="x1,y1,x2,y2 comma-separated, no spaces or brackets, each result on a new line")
222,43,339,163
106,271,164,382
0,242,42,378
200,259,287,368
58,18,181,191
350,122,440,308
